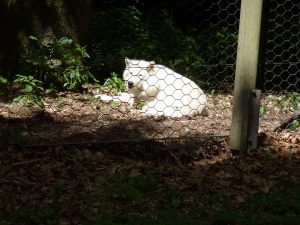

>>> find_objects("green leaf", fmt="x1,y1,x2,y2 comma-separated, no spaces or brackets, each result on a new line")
20,35,94,91
292,101,298,111
45,88,53,94
12,95,24,104
0,76,8,84
59,37,73,46
14,74,27,83
24,85,33,92
287,120,299,131
28,35,39,42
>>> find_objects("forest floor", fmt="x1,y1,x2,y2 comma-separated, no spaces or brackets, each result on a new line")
0,131,300,225
0,91,300,224
0,91,299,145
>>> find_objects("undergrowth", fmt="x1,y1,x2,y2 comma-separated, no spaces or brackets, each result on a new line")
0,36,98,107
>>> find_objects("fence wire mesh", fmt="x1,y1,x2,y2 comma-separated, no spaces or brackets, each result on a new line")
1,0,298,148
259,0,300,143
0,0,240,147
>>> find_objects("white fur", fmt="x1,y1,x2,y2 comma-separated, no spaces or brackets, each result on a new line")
123,58,208,117
95,92,134,106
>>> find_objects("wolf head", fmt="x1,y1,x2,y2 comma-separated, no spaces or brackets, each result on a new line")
122,58,156,91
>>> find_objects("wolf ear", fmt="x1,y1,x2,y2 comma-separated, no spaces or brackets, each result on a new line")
125,58,132,66
147,61,155,72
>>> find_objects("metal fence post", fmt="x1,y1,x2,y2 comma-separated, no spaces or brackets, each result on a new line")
230,0,265,152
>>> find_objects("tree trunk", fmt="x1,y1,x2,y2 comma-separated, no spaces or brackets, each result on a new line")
0,0,92,77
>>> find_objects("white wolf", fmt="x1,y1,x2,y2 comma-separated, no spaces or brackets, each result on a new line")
98,58,208,118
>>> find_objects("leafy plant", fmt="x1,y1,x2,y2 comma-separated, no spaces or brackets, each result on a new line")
260,105,268,114
136,99,146,109
0,75,8,84
0,75,8,94
278,92,300,112
102,72,125,94
168,27,238,89
287,120,299,131
260,93,300,115
90,6,237,90
110,100,122,109
83,93,101,107
20,35,97,90
91,6,152,70
13,74,45,106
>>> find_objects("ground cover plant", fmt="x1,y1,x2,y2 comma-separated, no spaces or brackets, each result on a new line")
0,36,97,108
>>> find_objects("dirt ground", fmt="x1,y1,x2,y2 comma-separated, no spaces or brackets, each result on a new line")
0,93,299,148
0,92,299,147
0,91,299,224
0,131,299,224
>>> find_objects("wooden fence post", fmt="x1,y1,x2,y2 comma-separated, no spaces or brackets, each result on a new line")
230,0,265,152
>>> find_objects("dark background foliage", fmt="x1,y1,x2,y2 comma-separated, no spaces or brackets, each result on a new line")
0,0,299,91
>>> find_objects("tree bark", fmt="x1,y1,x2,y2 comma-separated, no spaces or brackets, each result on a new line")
0,0,92,77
